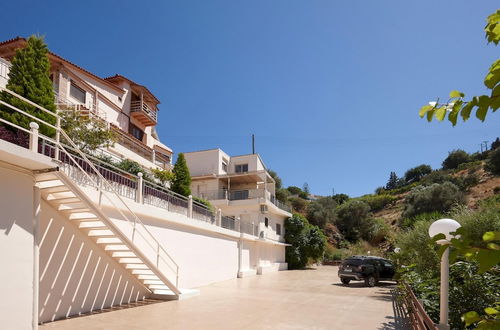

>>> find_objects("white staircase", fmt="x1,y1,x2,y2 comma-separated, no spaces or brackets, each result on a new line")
36,170,181,299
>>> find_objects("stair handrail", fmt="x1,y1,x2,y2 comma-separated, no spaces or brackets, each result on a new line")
0,86,180,289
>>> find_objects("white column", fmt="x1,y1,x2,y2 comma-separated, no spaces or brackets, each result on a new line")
216,208,222,227
32,185,40,329
439,247,450,330
137,172,144,204
55,116,60,161
29,122,39,153
152,149,156,164
188,195,193,218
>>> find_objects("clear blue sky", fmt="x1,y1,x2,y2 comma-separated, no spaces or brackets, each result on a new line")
2,1,498,197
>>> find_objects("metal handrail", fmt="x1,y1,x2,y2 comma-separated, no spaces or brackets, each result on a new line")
0,86,180,291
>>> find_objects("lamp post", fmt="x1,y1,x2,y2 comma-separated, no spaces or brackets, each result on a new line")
428,218,461,330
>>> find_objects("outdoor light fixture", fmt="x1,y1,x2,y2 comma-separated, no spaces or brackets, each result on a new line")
428,218,461,330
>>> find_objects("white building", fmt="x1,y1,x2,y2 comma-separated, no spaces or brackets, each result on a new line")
0,37,172,170
0,37,289,329
184,149,291,271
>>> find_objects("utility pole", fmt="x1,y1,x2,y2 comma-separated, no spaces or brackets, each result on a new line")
252,134,255,154
483,141,489,152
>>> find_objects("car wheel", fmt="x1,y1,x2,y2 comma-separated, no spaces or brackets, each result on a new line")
365,275,376,287
341,278,350,285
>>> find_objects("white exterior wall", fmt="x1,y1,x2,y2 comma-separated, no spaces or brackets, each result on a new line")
184,149,226,176
0,57,10,88
0,166,36,330
38,200,149,323
229,154,264,173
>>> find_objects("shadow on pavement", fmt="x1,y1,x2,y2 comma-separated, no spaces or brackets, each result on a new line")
377,288,411,330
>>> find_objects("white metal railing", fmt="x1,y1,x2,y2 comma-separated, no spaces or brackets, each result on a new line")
54,90,107,121
0,86,180,293
0,57,10,80
130,100,157,122
195,188,292,213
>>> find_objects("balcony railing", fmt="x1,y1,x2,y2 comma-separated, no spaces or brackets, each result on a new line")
131,100,157,123
195,189,292,213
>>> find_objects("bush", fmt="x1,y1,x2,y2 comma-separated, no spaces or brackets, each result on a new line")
442,149,470,170
456,160,482,172
289,197,307,213
336,200,371,242
358,194,397,211
275,188,290,203
151,168,174,186
367,218,392,245
285,214,326,269
485,147,500,175
404,164,432,183
399,211,442,230
402,182,464,219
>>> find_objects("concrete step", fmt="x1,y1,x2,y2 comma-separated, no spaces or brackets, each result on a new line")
111,251,136,258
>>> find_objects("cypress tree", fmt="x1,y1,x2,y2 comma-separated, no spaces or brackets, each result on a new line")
0,35,56,137
171,153,192,197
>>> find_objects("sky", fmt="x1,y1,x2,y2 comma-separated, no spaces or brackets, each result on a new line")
2,1,498,197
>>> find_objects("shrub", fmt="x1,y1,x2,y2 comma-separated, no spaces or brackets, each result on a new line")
151,168,174,186
289,197,307,213
494,186,500,194
485,147,500,175
331,193,349,205
359,194,397,211
367,218,391,245
402,182,464,219
117,159,151,180
456,160,482,172
404,164,432,183
285,213,326,269
442,149,470,170
399,211,442,230
192,196,213,210
336,200,371,242
275,188,290,203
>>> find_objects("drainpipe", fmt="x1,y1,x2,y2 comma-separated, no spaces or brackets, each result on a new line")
33,185,40,329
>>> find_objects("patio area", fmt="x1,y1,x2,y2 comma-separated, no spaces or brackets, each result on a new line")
41,266,407,330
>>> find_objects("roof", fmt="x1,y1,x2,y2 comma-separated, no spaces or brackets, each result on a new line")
0,37,157,99
104,74,160,105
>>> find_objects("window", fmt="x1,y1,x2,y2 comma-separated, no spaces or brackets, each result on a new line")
276,223,281,235
222,161,228,172
235,164,248,173
129,123,144,141
69,82,86,104
265,217,269,227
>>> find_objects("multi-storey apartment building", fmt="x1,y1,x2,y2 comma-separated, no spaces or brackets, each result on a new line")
184,148,292,246
0,37,172,170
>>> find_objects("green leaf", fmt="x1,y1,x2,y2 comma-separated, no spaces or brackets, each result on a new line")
426,109,435,122
477,249,500,273
483,231,500,242
485,307,498,315
436,243,449,258
490,85,500,111
419,105,433,118
460,101,475,121
435,106,447,121
462,311,481,326
484,59,500,89
476,96,490,121
449,90,463,98
487,243,500,250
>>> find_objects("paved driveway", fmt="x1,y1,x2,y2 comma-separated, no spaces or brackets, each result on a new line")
41,266,407,330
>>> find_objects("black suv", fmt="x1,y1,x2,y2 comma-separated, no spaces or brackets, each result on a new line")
338,256,395,287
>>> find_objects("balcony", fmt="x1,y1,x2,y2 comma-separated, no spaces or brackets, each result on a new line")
196,189,292,214
130,100,157,126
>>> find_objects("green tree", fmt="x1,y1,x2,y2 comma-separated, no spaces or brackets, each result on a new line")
419,10,500,124
306,196,337,228
336,200,371,242
491,137,500,150
0,35,56,136
287,186,303,195
404,164,432,183
284,213,326,269
60,110,115,153
442,149,470,170
332,193,349,205
386,171,404,190
171,153,191,197
268,169,282,189
485,147,500,175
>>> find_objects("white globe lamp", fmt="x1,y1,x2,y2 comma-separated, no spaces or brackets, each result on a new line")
429,218,461,330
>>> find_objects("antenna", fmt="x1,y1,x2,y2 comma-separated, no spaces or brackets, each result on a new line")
252,134,255,154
